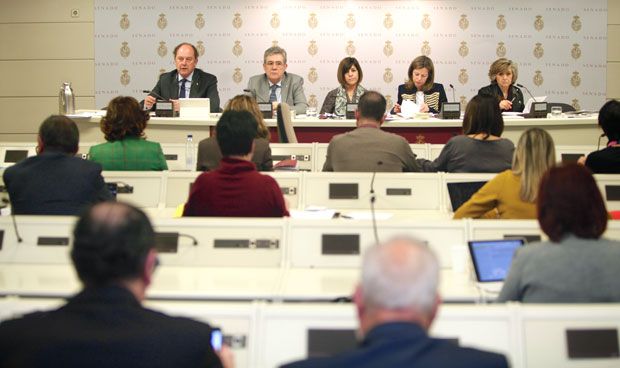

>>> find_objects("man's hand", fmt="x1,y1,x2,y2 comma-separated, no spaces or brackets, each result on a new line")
144,95,157,110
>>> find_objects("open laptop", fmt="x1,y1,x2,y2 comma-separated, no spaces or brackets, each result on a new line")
447,181,487,212
468,238,525,292
179,98,210,118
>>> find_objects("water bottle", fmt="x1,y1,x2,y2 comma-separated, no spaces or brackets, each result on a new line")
59,82,75,115
185,134,195,171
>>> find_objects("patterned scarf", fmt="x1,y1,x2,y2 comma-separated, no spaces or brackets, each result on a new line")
335,85,366,116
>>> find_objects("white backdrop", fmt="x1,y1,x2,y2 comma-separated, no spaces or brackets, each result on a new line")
94,0,607,112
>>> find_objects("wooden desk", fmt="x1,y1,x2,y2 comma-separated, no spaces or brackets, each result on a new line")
74,111,598,145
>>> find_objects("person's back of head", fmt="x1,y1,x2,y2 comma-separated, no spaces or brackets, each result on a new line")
463,94,504,138
513,127,556,202
538,163,608,242
38,115,79,155
598,99,620,143
357,91,387,123
71,202,155,288
224,94,270,139
216,110,257,157
359,237,439,330
101,96,150,141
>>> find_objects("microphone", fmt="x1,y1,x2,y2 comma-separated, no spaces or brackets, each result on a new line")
179,233,199,246
1,198,23,243
449,84,456,102
370,161,382,245
516,83,536,103
243,89,257,99
142,90,169,101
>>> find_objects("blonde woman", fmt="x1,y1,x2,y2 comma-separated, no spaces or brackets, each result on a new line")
196,94,273,171
454,128,555,219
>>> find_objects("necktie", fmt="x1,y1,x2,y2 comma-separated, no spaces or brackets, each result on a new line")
179,79,187,98
269,84,278,103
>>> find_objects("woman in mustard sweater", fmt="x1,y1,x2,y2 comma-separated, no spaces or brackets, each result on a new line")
453,128,555,219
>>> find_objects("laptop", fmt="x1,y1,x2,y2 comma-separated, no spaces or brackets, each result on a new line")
447,181,487,212
179,98,210,118
468,238,525,292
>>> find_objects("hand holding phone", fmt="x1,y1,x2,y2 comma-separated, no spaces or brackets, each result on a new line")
210,327,223,352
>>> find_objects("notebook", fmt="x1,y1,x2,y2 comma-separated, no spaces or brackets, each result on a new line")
447,181,487,212
468,238,524,292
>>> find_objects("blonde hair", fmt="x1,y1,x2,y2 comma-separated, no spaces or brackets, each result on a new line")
488,58,518,84
224,95,270,139
512,128,555,202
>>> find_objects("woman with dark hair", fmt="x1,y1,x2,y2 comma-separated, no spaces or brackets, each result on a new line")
89,96,167,171
392,55,447,114
320,57,366,116
498,163,620,303
416,94,514,172
579,99,620,173
196,94,273,171
478,58,525,112
454,128,555,219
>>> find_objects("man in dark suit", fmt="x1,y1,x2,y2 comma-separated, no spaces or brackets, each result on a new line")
246,46,308,115
144,42,220,113
322,91,421,172
3,115,113,215
0,201,234,368
281,237,509,368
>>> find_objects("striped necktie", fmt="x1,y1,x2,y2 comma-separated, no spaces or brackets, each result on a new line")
269,84,278,103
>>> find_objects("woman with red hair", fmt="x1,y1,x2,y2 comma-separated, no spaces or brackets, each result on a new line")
498,163,620,302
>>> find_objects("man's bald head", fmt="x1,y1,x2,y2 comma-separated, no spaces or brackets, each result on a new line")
71,202,155,287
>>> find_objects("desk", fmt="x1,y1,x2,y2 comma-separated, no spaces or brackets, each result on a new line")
74,111,598,145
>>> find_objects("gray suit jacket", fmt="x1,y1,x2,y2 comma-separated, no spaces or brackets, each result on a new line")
149,68,220,112
323,126,421,172
196,137,273,172
246,72,308,115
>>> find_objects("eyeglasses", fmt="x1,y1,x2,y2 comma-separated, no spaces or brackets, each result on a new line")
265,61,285,67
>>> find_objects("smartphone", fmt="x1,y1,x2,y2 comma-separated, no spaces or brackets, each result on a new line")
210,328,222,351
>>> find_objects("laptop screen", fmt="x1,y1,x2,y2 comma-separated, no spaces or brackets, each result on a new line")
468,239,524,282
447,181,487,212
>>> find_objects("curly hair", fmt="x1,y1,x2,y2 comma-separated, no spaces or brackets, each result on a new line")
100,96,150,141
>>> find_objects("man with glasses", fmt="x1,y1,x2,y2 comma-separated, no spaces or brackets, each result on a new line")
247,46,308,115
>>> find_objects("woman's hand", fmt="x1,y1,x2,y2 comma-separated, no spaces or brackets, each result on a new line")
499,99,513,111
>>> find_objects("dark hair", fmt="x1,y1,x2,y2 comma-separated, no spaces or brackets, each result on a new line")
71,202,155,287
173,42,199,59
537,163,608,242
216,110,257,156
358,91,386,122
598,99,620,143
39,115,79,154
337,57,363,87
100,96,150,141
405,55,435,91
463,94,504,138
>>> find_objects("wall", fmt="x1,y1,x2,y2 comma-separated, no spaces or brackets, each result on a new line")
0,0,617,142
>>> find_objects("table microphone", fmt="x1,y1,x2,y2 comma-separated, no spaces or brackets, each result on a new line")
1,198,23,243
515,83,536,103
449,84,456,102
370,161,383,245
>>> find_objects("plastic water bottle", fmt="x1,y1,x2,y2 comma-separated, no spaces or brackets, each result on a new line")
59,82,75,115
185,134,195,171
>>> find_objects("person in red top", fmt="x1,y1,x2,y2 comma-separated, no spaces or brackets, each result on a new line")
183,110,289,217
